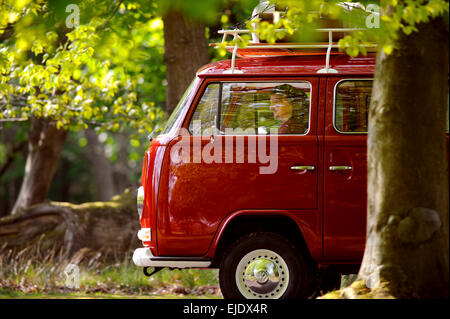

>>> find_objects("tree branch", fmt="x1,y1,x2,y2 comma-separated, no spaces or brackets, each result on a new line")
99,0,125,30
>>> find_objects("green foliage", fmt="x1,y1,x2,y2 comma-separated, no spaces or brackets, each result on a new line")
218,0,449,57
0,0,166,135
208,0,260,60
2,0,447,134
157,0,223,24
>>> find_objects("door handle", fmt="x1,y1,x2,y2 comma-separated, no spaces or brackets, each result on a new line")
290,165,315,171
329,166,352,171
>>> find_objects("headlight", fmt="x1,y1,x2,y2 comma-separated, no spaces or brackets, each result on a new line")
137,186,144,219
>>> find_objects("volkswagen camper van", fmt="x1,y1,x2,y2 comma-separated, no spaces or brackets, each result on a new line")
131,31,449,298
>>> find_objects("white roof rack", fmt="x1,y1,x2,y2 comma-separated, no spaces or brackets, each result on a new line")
215,28,377,74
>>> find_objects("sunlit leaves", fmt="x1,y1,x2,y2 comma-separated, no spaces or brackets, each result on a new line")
382,43,394,55
240,0,448,57
0,0,167,135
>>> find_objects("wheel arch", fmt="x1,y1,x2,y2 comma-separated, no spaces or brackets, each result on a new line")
209,211,316,268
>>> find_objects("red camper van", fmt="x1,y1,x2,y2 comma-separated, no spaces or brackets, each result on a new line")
131,29,449,299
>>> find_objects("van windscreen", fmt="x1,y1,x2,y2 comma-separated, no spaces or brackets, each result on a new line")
161,79,196,135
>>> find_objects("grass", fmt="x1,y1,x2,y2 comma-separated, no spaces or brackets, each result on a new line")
0,244,222,299
0,290,222,299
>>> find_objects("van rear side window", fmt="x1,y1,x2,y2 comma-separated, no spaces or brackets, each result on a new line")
334,80,373,134
334,81,449,133
189,82,311,135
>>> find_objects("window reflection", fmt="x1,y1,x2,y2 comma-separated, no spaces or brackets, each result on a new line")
220,82,310,135
188,83,220,135
188,82,311,136
335,80,373,133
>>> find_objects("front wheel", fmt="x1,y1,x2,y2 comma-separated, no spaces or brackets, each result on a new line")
219,232,315,299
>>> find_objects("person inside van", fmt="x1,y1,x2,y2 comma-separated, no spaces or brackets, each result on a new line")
269,84,309,134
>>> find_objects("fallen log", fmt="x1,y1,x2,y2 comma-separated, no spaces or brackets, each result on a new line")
0,188,140,262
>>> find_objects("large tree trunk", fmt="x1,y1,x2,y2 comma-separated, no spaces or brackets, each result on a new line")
162,10,209,113
358,16,449,298
11,118,68,215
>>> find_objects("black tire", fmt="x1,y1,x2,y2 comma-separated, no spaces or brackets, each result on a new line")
219,232,315,299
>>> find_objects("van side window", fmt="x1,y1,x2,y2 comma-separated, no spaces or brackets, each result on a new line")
220,82,311,135
188,83,220,135
334,80,373,133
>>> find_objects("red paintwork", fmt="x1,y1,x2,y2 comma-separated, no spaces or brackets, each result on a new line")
138,53,448,265
323,77,371,260
157,77,320,257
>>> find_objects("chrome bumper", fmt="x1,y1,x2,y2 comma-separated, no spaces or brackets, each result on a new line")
132,248,212,268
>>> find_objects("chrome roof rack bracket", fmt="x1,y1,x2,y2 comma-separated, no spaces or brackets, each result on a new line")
223,43,244,74
215,28,375,74
317,29,339,74
317,68,339,74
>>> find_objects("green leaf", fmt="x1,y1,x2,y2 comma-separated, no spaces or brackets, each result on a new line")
383,44,394,55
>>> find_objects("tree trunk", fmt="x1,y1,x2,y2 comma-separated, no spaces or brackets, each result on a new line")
11,118,68,215
359,16,449,298
0,188,139,259
84,129,117,201
113,131,132,193
162,10,209,113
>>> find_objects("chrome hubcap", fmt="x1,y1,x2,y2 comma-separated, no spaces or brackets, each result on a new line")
235,249,289,299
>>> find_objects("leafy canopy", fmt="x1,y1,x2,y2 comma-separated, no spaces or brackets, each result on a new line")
217,0,449,57
0,0,166,134
4,0,446,136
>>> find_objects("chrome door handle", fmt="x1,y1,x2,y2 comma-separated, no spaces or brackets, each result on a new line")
329,166,352,171
290,165,315,171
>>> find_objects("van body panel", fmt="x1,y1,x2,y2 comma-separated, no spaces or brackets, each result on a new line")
322,77,370,260
140,138,166,255
156,77,321,256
